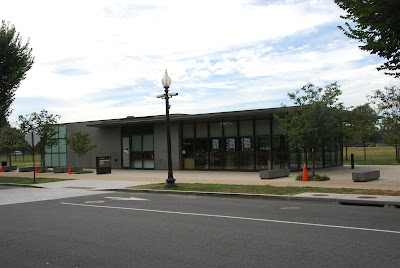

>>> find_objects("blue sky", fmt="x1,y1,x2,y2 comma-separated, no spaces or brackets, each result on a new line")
2,0,398,124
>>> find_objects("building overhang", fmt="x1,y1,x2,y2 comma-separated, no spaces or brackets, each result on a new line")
87,106,299,128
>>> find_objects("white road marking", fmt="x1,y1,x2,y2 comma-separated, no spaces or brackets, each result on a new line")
60,202,400,234
104,197,150,201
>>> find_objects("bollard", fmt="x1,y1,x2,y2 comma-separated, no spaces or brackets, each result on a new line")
351,153,354,169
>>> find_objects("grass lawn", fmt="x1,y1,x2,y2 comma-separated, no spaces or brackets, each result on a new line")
0,154,41,167
343,146,398,165
132,183,400,196
0,177,71,184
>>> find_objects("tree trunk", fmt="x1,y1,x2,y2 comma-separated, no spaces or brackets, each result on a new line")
345,145,348,161
311,149,315,176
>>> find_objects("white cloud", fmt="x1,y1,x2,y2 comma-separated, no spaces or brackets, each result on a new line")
1,0,398,125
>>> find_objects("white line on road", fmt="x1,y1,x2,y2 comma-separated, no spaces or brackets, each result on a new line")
104,197,150,201
60,202,400,234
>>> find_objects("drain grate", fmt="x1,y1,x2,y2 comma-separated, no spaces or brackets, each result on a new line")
312,194,329,196
357,196,377,199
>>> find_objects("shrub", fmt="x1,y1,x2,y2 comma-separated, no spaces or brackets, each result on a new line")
296,174,330,181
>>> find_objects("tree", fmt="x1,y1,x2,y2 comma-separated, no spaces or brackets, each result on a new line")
66,131,96,168
277,82,345,175
18,110,60,167
347,104,379,160
0,124,24,166
369,85,400,162
0,21,34,127
335,0,400,78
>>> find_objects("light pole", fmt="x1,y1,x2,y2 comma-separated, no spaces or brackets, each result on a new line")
158,70,178,187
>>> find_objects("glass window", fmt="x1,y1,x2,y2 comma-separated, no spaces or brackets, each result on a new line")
223,121,237,137
183,124,194,138
272,120,285,135
45,154,52,166
239,120,253,136
132,135,142,151
59,154,67,167
210,122,222,137
59,139,67,153
59,125,66,138
255,119,270,135
196,123,208,138
143,134,153,151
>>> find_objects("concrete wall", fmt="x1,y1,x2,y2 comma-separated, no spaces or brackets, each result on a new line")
66,123,121,169
154,122,181,170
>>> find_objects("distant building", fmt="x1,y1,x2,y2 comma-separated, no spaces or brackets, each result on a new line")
45,106,343,171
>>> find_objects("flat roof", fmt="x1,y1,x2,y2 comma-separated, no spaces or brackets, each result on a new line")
85,106,299,128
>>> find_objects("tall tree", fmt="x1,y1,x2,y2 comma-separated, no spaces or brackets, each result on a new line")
0,21,34,127
335,0,400,78
277,82,345,175
347,104,379,161
369,85,400,162
0,124,24,166
18,110,60,167
66,131,96,168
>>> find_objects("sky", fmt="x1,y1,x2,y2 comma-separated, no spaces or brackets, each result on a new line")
2,0,399,125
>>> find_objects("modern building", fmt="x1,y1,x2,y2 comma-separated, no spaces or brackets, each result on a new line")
45,106,343,171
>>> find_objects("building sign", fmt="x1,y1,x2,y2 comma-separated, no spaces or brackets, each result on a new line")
96,156,111,174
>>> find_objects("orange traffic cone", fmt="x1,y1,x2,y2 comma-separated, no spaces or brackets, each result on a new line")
35,167,39,173
302,162,309,181
68,167,72,174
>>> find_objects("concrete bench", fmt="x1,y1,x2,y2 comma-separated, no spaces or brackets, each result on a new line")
260,168,290,179
19,167,48,173
1,166,18,172
352,170,380,182
53,167,83,173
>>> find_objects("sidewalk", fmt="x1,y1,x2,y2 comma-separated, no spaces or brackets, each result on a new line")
1,165,400,206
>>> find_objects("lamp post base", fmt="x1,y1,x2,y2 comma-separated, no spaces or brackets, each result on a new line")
165,176,177,188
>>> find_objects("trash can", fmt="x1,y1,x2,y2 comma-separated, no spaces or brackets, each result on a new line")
1,161,7,167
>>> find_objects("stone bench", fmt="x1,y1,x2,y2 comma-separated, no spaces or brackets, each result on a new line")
260,168,290,179
352,170,380,182
1,166,18,172
19,167,48,173
53,167,83,173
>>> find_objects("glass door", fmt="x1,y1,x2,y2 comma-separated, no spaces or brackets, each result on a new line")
130,134,154,169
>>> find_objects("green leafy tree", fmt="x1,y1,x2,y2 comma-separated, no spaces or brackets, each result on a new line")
0,21,34,127
369,85,400,162
66,131,96,168
347,104,379,160
335,0,400,78
0,124,24,166
277,82,345,175
18,110,60,167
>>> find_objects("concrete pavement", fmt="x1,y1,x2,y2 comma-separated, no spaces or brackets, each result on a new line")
1,165,400,206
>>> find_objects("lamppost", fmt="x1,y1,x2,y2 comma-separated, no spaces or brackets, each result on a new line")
157,70,178,187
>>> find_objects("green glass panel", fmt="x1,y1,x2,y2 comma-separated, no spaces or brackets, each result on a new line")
210,122,222,137
255,119,270,135
196,123,208,138
239,120,253,136
183,124,194,138
143,134,153,151
59,125,66,138
223,121,237,137
59,139,67,153
132,135,142,151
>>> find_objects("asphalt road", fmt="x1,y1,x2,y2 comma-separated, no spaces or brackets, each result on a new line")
0,189,399,267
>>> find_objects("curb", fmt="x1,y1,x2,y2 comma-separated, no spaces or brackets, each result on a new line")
0,183,45,188
106,188,400,207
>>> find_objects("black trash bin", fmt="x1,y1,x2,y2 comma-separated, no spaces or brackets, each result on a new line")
1,161,7,167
